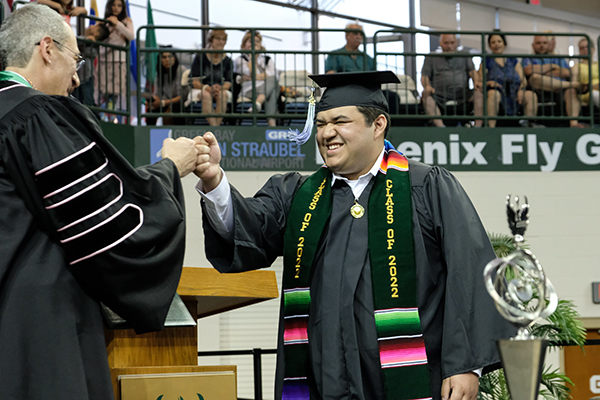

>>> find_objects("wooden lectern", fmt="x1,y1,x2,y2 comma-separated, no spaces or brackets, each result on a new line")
105,266,279,400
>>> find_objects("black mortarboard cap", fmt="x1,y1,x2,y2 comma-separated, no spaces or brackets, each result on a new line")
309,70,400,114
288,71,401,146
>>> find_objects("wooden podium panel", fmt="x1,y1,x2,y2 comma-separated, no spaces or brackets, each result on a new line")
111,365,237,400
177,267,280,318
105,267,278,398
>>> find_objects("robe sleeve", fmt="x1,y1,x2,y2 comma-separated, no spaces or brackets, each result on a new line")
418,165,516,378
202,172,304,273
0,93,185,333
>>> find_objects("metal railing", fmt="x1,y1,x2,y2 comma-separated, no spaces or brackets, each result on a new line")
92,39,131,120
5,12,597,128
136,26,372,127
72,15,131,121
0,6,132,121
198,348,277,400
373,29,596,127
135,26,599,128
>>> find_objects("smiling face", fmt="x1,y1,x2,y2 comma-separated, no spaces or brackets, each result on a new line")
315,106,385,180
242,35,261,50
488,35,506,54
211,34,227,50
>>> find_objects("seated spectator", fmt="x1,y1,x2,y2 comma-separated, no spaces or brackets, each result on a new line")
324,23,400,114
72,23,109,107
572,38,599,108
189,29,233,126
523,35,582,127
325,22,374,73
478,32,538,127
421,34,483,127
147,48,188,126
234,30,279,127
542,30,557,54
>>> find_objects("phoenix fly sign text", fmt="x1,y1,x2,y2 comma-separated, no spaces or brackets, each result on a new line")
121,125,600,172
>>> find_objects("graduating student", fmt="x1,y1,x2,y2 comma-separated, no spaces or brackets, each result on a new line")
0,5,199,399
194,70,515,400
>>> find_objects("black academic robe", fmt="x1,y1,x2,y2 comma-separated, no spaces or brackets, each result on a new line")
202,160,516,400
0,82,185,400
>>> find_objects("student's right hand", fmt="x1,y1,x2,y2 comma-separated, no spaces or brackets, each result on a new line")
193,133,223,193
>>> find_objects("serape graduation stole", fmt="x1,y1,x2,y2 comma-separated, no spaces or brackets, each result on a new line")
281,140,432,400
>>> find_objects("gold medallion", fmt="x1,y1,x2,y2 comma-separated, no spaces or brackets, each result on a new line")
350,202,365,219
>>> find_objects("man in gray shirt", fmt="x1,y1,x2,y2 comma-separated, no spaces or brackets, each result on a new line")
421,34,483,127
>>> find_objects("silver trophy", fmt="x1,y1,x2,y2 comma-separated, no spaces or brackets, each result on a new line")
483,195,558,400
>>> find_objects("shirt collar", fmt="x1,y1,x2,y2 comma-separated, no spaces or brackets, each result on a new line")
330,148,385,186
330,148,385,200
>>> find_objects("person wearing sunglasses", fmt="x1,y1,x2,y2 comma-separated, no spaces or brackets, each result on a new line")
0,5,198,400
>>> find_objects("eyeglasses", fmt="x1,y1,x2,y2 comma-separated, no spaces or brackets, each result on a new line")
35,39,85,71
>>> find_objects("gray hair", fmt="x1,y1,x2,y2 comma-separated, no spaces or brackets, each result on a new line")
0,3,71,68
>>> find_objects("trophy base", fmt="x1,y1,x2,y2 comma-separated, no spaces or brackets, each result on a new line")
497,338,549,400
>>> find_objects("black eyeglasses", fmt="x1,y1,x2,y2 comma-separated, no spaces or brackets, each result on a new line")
35,39,85,71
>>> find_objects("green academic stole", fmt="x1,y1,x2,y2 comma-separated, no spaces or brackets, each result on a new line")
0,71,33,88
281,141,432,400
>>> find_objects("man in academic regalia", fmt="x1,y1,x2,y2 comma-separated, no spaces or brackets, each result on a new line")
0,4,199,399
194,71,515,400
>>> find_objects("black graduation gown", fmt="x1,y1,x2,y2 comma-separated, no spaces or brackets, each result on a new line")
202,160,516,400
0,82,185,400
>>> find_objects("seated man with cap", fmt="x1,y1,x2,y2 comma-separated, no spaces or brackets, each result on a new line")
193,71,514,400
